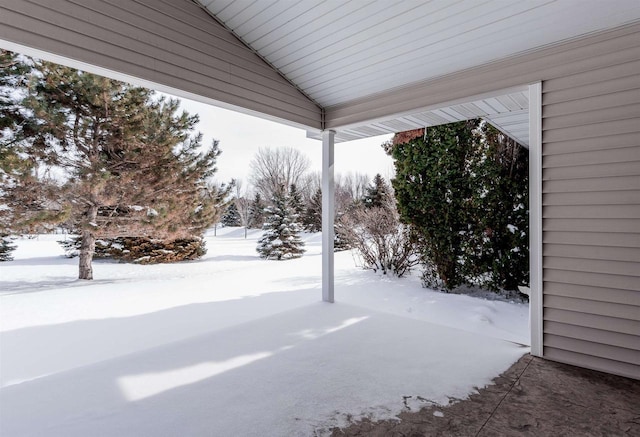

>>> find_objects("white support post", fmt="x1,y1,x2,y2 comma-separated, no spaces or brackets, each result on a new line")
321,130,336,303
529,82,543,357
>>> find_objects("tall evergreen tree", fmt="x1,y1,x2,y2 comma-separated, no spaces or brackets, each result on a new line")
390,121,529,292
391,121,480,289
303,188,322,232
468,123,529,291
0,50,31,139
14,60,222,279
0,50,64,260
256,188,305,260
0,50,28,250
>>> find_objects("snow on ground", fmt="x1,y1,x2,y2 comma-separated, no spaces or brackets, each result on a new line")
0,228,529,436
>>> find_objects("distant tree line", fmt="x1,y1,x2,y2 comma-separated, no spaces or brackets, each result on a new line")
2,50,528,295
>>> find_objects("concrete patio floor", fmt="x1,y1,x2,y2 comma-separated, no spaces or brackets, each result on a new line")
331,354,640,436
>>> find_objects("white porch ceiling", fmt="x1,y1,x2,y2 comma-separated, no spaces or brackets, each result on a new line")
198,0,640,108
196,0,640,144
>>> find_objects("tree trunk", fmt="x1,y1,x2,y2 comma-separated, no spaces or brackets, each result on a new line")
78,205,98,280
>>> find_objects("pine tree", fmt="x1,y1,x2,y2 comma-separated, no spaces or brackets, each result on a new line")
1,51,29,260
1,51,62,258
303,188,322,232
248,193,266,228
289,183,304,218
256,188,305,260
12,60,222,279
0,50,31,137
0,235,16,261
363,174,392,209
221,202,241,227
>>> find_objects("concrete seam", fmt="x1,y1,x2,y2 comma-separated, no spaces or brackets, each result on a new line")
475,356,535,436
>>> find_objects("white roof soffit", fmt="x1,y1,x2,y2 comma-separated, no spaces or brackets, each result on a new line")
197,0,640,111
306,88,530,146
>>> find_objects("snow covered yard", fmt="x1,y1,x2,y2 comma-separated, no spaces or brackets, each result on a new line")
0,228,529,436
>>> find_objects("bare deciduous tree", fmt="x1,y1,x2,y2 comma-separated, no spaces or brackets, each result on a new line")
249,147,310,201
233,179,252,238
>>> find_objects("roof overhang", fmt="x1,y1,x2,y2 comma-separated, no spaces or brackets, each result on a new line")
1,0,639,145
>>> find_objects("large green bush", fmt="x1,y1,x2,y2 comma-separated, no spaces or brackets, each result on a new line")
390,121,529,292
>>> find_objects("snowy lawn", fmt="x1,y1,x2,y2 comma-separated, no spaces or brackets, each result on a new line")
0,228,529,436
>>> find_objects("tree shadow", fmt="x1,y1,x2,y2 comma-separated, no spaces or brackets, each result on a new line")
0,277,130,296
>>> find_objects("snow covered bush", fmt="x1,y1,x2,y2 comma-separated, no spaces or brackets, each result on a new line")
59,236,206,263
257,188,305,260
343,204,419,277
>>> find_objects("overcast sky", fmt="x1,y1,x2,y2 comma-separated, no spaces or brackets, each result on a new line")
176,97,395,186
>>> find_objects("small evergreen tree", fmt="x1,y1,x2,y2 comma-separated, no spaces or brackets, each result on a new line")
257,188,305,260
289,183,305,218
363,174,392,209
248,193,266,229
221,202,241,227
303,188,322,232
333,221,351,252
0,235,16,261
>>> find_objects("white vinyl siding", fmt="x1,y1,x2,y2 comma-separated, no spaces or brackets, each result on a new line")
541,29,640,379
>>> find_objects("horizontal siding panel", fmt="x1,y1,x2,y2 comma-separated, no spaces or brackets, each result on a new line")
544,295,640,318
542,89,640,118
543,161,640,180
542,175,640,193
544,282,640,306
543,218,639,233
542,204,640,219
542,104,640,131
543,146,640,168
544,334,640,365
1,26,320,128
545,321,640,350
544,268,640,291
22,0,308,102
543,231,640,248
543,190,640,206
544,244,640,263
543,59,640,93
542,119,640,143
545,308,640,336
544,256,640,277
543,132,640,155
544,347,640,379
0,2,321,128
542,74,640,105
62,0,259,68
